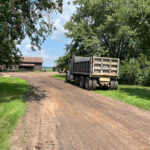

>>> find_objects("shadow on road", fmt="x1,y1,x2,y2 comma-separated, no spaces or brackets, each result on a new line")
25,86,47,103
0,83,29,103
66,80,150,100
0,81,47,103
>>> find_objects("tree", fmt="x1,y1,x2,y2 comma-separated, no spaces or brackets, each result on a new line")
64,0,150,60
0,0,63,65
55,54,70,71
56,0,150,85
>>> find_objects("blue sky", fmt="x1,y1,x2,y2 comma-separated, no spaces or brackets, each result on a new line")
19,1,76,67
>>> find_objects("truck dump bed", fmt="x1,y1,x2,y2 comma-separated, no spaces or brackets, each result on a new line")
70,56,120,77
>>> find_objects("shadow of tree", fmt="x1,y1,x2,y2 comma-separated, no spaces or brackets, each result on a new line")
0,83,30,103
24,86,47,103
67,79,150,100
0,83,47,103
119,87,150,100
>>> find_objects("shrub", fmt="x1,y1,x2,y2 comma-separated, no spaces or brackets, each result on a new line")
119,55,150,85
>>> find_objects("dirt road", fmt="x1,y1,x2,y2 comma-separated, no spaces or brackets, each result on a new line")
8,73,150,150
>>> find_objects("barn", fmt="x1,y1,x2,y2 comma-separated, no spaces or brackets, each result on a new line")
0,57,43,72
19,57,43,71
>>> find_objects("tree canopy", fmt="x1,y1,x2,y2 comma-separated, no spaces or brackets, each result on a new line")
56,0,150,85
64,0,150,60
0,0,62,65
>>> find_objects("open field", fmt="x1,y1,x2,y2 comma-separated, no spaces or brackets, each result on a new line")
42,67,53,72
51,74,150,110
0,77,30,150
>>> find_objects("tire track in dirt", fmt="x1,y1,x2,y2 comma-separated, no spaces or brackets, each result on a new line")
8,73,150,150
10,74,60,150
50,88,149,150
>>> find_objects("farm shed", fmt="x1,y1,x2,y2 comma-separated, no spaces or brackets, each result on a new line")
0,57,43,72
19,57,43,71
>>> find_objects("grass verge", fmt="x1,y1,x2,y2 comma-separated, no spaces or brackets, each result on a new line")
95,85,150,110
0,77,30,150
51,74,150,110
43,67,53,72
50,74,65,81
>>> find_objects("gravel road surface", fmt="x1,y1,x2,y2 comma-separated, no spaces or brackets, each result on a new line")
6,72,150,150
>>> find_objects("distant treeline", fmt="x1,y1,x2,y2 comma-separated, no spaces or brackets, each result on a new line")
42,67,53,72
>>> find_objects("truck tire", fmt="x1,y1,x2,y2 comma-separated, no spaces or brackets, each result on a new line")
110,81,115,90
79,76,85,88
110,81,118,90
85,77,92,90
75,76,79,85
114,81,118,90
65,73,69,83
92,79,97,90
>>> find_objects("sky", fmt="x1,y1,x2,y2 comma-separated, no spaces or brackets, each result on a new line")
19,0,76,67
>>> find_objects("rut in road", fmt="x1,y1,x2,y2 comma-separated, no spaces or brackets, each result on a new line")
9,73,150,150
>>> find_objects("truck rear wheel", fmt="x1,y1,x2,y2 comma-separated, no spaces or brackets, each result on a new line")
110,81,118,90
75,76,79,85
85,77,92,90
79,76,85,88
92,79,97,90
110,81,115,90
114,81,118,90
65,73,69,82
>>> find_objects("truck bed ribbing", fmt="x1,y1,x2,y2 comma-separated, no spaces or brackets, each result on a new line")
71,56,119,77
66,56,120,90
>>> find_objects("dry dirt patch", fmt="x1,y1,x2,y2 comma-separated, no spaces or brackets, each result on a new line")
8,72,150,150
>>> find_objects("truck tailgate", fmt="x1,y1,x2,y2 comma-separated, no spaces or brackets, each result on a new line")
92,57,120,77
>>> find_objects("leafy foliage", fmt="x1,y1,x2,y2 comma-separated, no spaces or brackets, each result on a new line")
119,55,150,85
56,0,150,85
64,0,150,59
55,54,70,71
0,0,63,65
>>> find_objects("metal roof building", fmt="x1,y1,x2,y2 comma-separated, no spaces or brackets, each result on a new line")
19,57,43,71
0,57,43,72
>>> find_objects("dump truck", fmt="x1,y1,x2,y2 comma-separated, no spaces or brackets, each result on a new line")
65,56,120,90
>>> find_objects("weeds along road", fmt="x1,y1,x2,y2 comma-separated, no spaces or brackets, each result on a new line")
8,73,150,150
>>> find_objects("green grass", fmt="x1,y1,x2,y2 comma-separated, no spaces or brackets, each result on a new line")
51,74,65,81
0,77,30,150
95,85,150,110
46,68,53,72
43,67,53,72
51,74,150,110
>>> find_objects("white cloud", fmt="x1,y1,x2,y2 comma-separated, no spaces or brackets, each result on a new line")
16,37,31,49
25,43,31,49
19,1,76,67
19,37,63,67
21,45,59,67
50,0,76,41
50,18,66,40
